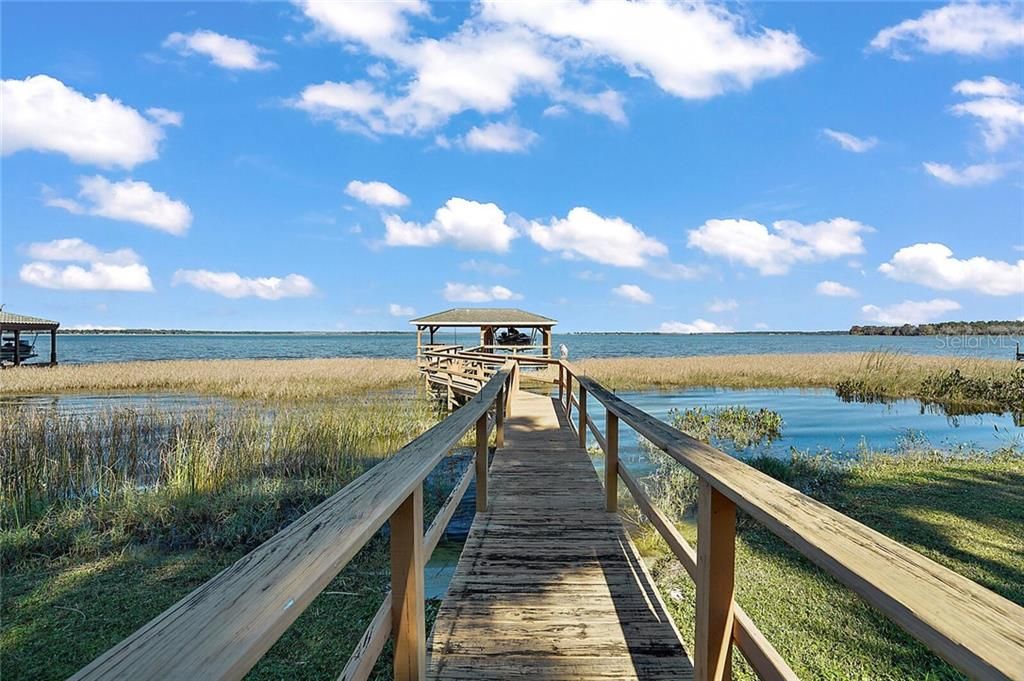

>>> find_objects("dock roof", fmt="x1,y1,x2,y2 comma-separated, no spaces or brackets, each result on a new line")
410,308,556,327
0,310,60,331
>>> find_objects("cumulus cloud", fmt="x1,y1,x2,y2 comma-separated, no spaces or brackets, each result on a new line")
816,280,859,297
345,179,410,207
1,75,176,169
923,161,1017,186
463,121,539,152
612,284,653,304
869,3,1024,58
46,176,192,235
954,76,1022,98
172,270,316,299
707,297,738,312
389,303,415,316
482,1,811,100
687,217,871,275
879,243,1024,296
658,319,732,334
527,207,667,267
442,282,521,302
822,128,878,152
384,197,516,252
164,30,275,70
19,238,153,292
861,299,961,325
291,1,809,137
950,93,1024,151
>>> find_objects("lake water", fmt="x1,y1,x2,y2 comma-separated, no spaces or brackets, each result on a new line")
578,388,1022,472
46,331,1023,364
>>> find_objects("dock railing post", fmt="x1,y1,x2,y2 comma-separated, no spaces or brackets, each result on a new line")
606,410,618,512
578,386,587,449
390,485,426,681
495,386,505,448
558,364,564,405
475,413,488,512
565,373,573,420
695,479,737,681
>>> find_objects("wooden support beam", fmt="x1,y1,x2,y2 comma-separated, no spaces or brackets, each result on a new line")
390,486,425,681
495,386,505,448
605,410,618,513
565,373,573,420
13,330,21,365
696,480,737,681
578,385,587,449
557,364,564,404
475,414,488,512
50,328,57,366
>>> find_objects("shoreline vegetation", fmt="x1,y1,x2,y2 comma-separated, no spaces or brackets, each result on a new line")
4,352,1021,410
849,320,1024,336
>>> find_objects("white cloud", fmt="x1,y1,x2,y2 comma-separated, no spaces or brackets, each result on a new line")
648,262,703,281
816,280,859,297
172,270,316,299
527,207,667,267
20,238,153,292
25,238,140,266
164,30,275,70
612,284,653,304
861,299,961,325
923,161,1017,186
658,319,732,334
345,179,410,207
463,121,539,152
953,76,1022,98
384,197,516,252
879,243,1024,296
950,87,1024,151
442,282,521,303
389,303,415,316
543,104,569,118
687,217,870,275
66,324,127,331
292,1,808,137
707,297,738,312
145,108,184,127
1,75,175,169
869,3,1024,58
47,176,192,235
297,0,428,46
822,128,878,152
483,0,811,100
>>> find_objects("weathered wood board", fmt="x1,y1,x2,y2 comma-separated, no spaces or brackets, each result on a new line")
428,390,693,680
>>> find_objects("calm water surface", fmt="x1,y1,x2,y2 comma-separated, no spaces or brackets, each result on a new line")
48,331,1023,363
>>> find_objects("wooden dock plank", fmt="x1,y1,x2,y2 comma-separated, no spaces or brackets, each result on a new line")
428,390,692,680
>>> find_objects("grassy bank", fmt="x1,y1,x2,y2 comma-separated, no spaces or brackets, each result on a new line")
1,396,453,680
627,446,1024,680
580,352,1021,413
0,357,419,399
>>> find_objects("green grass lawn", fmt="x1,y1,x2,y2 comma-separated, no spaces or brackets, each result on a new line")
634,450,1024,680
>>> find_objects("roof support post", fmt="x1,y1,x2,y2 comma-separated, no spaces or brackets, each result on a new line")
13,330,20,366
50,329,57,366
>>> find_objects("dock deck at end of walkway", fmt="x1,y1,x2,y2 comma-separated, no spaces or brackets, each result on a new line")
428,389,693,680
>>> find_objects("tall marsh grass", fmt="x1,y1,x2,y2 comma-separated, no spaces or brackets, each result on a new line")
0,397,438,530
0,358,419,399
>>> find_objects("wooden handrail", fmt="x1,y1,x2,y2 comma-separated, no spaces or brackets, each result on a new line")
72,363,516,681
563,363,1024,681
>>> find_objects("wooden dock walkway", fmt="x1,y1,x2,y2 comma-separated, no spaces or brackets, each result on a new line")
429,391,691,680
72,354,1024,681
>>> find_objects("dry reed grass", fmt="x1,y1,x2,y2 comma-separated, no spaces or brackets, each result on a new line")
574,352,1015,394
1,358,419,399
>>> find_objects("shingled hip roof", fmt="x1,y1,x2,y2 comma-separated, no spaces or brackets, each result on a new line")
410,308,556,326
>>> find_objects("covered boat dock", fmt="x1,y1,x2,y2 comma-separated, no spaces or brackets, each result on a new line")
410,307,557,360
0,309,59,366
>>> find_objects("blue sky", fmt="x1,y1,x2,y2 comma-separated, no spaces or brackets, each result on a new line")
2,1,1022,332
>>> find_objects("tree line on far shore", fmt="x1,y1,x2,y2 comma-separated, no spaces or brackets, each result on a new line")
849,321,1024,336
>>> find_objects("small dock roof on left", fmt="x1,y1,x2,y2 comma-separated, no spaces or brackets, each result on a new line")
0,310,60,331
